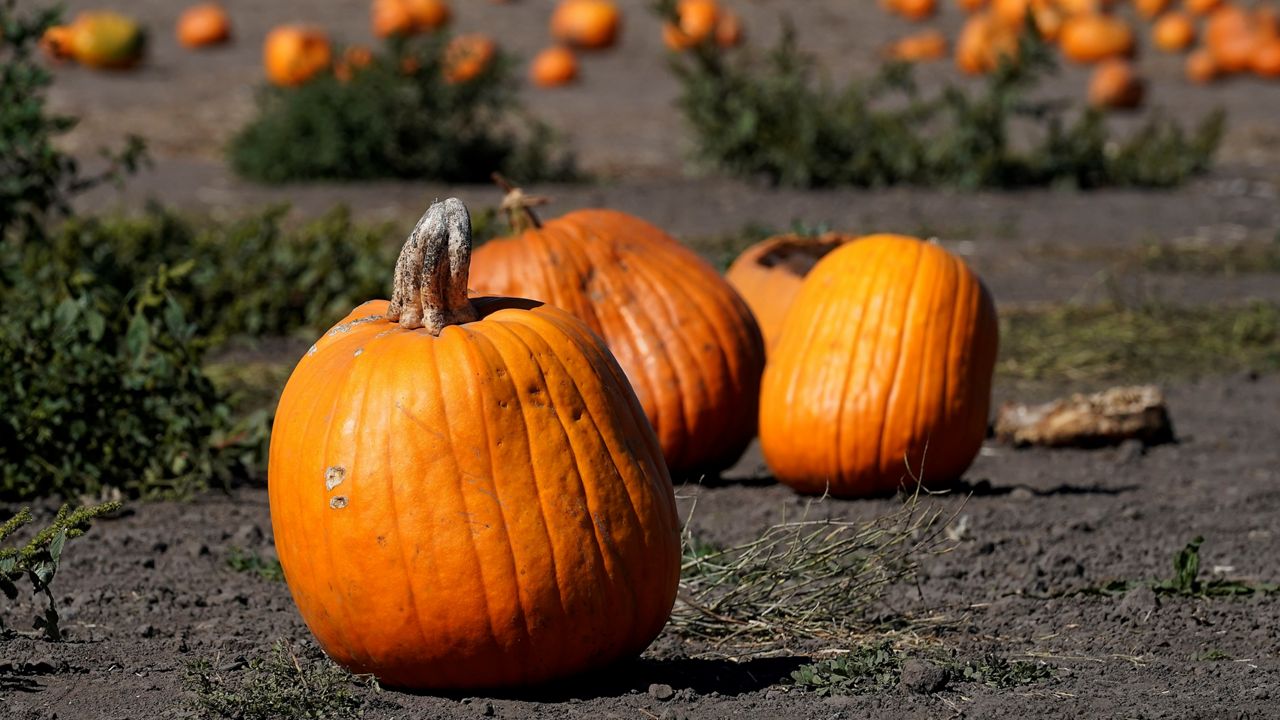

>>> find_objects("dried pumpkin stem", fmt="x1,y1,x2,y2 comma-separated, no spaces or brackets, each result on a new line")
492,172,547,233
386,198,479,334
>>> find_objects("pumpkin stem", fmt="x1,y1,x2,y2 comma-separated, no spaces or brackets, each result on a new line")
386,198,479,334
492,172,546,233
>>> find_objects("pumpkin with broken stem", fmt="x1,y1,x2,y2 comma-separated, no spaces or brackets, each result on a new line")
269,199,680,689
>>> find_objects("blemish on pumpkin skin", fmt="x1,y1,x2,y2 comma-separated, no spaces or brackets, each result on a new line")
324,466,346,491
326,314,381,337
306,345,318,357
354,348,364,357
330,496,348,510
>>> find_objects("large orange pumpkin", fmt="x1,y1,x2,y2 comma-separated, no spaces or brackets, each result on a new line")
269,199,680,689
760,235,998,498
725,234,852,354
550,0,621,50
1205,5,1257,73
1059,13,1135,63
469,186,765,476
663,0,719,50
176,4,231,49
264,25,331,86
1254,39,1280,77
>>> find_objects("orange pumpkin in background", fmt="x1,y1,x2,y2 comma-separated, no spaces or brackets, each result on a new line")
1059,13,1135,63
715,9,744,48
886,29,949,61
1135,0,1173,19
957,0,989,12
1253,38,1280,77
1205,5,1257,73
42,11,146,69
443,34,497,84
760,235,998,498
956,12,1019,74
1185,47,1219,82
334,45,373,83
269,198,680,689
404,0,451,30
1184,0,1224,15
530,45,578,86
176,4,231,48
550,0,621,50
1089,58,1146,108
264,25,331,86
663,0,719,50
1152,11,1196,52
372,0,415,37
725,234,852,354
890,0,940,21
469,183,766,476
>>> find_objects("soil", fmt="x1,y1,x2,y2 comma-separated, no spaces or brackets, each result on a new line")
6,0,1280,718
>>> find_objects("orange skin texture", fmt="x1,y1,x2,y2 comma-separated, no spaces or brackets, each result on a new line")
1185,47,1219,81
1059,14,1136,63
1206,5,1256,73
176,4,231,48
530,45,579,87
956,13,1019,74
1152,11,1196,52
760,235,998,498
470,210,765,476
443,34,497,84
1254,39,1280,76
1089,58,1145,108
550,0,621,50
1185,0,1224,15
264,25,331,86
1135,0,1173,19
887,29,950,61
726,235,852,355
270,297,680,689
664,0,719,50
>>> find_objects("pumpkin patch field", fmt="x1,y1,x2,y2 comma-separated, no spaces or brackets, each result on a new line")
4,1,1280,718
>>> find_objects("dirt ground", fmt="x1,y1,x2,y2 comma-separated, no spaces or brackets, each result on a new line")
5,0,1280,718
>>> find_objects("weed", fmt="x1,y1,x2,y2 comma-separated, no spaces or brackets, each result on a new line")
1195,648,1231,662
953,654,1053,688
183,641,373,720
791,642,901,696
226,547,285,583
672,494,950,648
229,36,574,184
999,302,1280,383
1074,537,1278,599
0,502,120,639
667,13,1221,189
1135,237,1280,276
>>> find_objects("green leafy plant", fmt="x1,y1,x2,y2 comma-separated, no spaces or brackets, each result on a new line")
955,654,1053,688
1,502,120,639
227,547,284,583
791,642,901,696
0,0,145,243
229,36,573,183
1075,536,1278,598
666,14,1222,189
183,641,373,720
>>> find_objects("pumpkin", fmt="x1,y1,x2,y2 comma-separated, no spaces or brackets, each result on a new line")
1135,0,1172,19
715,9,744,48
725,234,852,354
269,198,680,689
886,29,949,61
1088,59,1145,109
1253,39,1280,77
1059,13,1135,63
1152,11,1196,52
956,13,1019,74
1205,5,1256,73
442,34,497,84
550,0,621,50
405,0,451,30
1185,47,1219,81
43,12,146,69
1184,0,1224,15
264,25,331,86
663,0,719,50
890,0,939,21
530,45,579,87
760,235,998,498
372,0,415,38
176,4,231,49
469,182,766,476
335,45,373,83
957,0,989,12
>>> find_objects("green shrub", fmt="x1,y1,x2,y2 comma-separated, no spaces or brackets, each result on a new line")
229,36,574,183
669,20,1223,189
183,641,373,720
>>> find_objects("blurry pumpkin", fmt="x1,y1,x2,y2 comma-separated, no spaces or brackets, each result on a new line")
269,198,680,690
1055,0,1114,14
663,0,719,50
530,45,578,87
886,29,949,61
334,45,373,83
469,184,766,476
956,12,1019,73
442,34,497,84
760,235,998,498
372,0,415,37
1184,0,1224,15
992,0,1062,38
1205,5,1257,73
43,11,146,69
1152,11,1196,52
957,0,990,12
889,0,939,21
715,9,744,48
405,0,451,30
176,4,230,49
1253,39,1280,77
1059,13,1135,63
725,234,852,354
1088,58,1145,108
1185,47,1219,81
1135,0,1173,19
550,0,621,50
264,25,331,87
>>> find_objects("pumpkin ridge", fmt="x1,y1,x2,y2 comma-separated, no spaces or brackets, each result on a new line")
907,250,952,486
874,240,927,489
